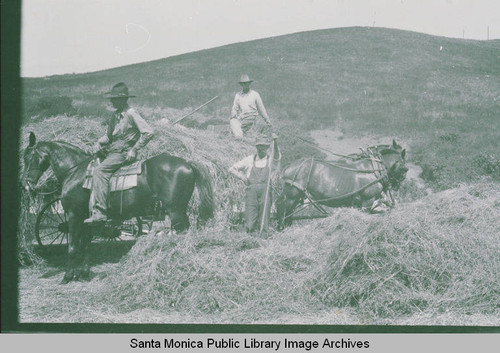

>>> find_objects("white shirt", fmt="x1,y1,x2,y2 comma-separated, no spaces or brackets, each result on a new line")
229,150,281,180
231,89,271,124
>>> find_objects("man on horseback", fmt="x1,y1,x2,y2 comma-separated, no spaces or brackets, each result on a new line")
84,82,154,224
230,74,273,139
229,134,280,236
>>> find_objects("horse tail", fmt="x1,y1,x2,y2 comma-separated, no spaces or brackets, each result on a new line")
190,161,215,223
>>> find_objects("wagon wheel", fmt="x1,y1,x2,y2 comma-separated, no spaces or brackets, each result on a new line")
116,217,143,238
35,198,68,248
138,217,154,235
109,216,156,239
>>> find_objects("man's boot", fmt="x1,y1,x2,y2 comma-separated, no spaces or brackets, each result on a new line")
84,208,108,224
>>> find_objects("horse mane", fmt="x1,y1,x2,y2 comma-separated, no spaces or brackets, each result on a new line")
42,140,90,157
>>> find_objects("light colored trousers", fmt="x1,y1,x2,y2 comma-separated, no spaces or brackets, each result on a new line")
93,152,127,212
230,118,255,138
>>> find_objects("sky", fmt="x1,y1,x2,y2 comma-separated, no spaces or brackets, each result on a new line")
21,0,500,77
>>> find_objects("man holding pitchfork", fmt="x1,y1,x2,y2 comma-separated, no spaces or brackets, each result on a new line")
229,134,280,236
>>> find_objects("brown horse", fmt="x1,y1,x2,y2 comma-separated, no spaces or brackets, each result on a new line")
22,132,214,283
276,140,407,229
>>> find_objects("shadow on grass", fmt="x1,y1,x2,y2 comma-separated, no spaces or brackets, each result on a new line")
34,239,136,268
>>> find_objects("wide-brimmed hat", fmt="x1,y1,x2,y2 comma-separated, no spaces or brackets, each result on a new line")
103,82,136,99
255,137,270,146
238,74,253,84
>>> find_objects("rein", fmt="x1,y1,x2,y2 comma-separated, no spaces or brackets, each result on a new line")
25,144,94,193
285,174,386,207
297,137,360,160
36,188,60,196
318,159,384,173
282,148,396,220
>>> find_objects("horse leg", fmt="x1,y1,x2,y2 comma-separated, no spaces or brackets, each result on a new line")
284,197,302,227
361,184,387,213
367,198,383,213
278,184,303,230
168,206,190,233
151,165,194,234
61,211,79,284
77,224,92,281
369,197,393,213
70,213,90,281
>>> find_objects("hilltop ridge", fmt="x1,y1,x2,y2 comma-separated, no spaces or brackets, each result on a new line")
22,26,500,188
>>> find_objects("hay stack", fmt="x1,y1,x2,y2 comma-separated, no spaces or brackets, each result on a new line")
312,182,500,319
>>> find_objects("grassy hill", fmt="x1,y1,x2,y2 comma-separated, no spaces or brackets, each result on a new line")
22,27,500,189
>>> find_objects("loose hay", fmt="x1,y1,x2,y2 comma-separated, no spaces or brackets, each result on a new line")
312,182,500,319
18,181,500,324
18,114,500,324
98,224,329,322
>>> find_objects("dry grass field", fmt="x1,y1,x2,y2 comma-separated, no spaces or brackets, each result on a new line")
18,182,500,325
17,27,500,325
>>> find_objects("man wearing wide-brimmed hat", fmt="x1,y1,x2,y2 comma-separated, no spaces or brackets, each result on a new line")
84,82,154,223
229,134,280,236
230,74,272,139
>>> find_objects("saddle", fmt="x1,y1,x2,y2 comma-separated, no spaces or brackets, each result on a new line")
82,159,143,192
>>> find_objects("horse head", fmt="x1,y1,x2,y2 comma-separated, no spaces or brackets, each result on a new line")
381,140,408,190
23,132,51,191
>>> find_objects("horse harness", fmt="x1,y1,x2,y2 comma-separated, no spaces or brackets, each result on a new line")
26,144,141,216
283,148,394,219
25,144,95,189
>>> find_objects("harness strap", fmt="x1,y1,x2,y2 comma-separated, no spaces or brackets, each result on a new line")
291,158,308,188
284,175,385,204
368,147,394,207
282,149,396,219
313,176,385,203
303,189,329,215
305,157,314,191
369,149,384,180
120,179,125,215
319,159,385,173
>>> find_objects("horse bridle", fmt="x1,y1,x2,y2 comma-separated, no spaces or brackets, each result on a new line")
24,144,93,193
24,146,45,191
280,147,405,220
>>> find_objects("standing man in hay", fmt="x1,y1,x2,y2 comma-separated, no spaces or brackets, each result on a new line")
230,74,273,139
229,134,280,236
84,82,154,223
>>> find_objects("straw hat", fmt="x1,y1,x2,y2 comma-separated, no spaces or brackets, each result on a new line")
238,74,254,84
255,136,270,146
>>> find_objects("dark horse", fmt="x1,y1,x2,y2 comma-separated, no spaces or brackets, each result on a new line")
276,140,408,230
22,132,215,283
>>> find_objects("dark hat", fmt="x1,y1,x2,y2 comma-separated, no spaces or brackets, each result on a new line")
255,136,270,146
103,82,136,99
238,74,253,84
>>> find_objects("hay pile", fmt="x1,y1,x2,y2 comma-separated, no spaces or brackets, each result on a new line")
85,182,499,323
96,222,331,322
17,191,45,266
312,182,500,319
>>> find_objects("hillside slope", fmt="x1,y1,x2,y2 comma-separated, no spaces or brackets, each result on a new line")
22,27,500,187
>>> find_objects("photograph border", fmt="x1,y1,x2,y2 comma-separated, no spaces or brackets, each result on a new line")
2,0,499,334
